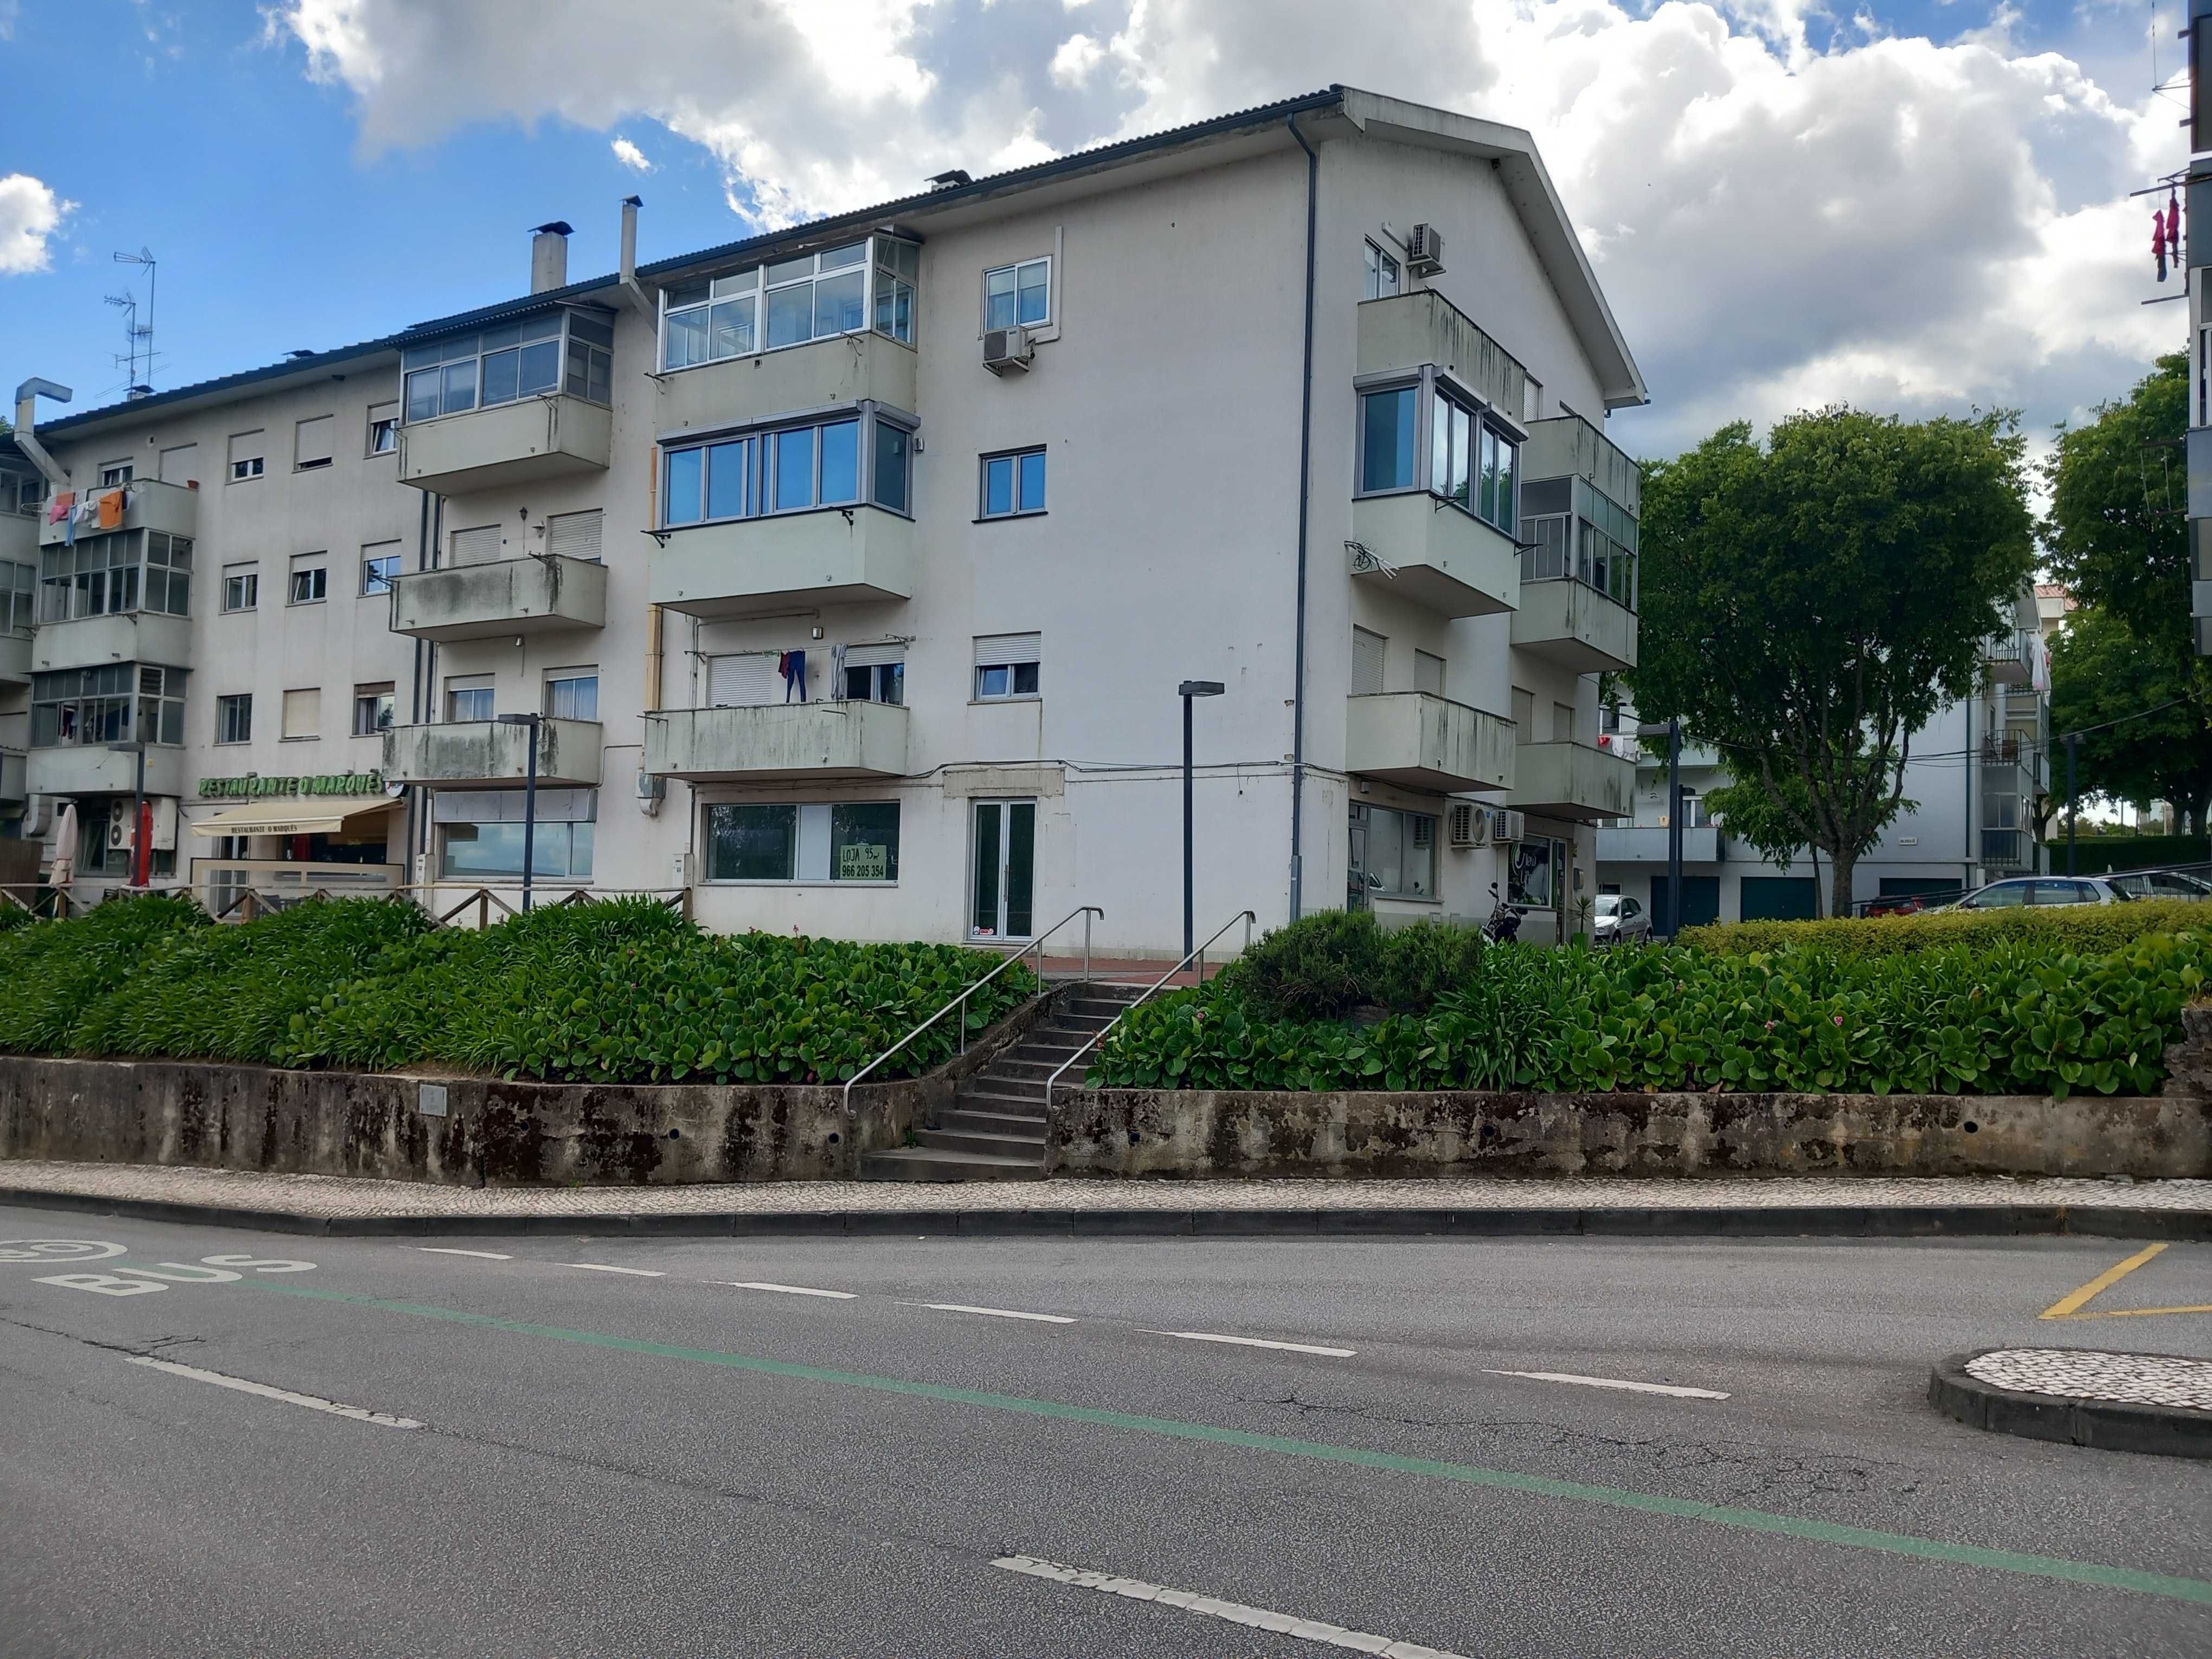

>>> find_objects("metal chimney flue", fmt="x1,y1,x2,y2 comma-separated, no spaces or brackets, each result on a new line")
530,221,574,293
620,196,641,285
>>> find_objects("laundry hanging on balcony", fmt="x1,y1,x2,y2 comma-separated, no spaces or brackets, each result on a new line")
2155,207,2170,282
777,649,807,702
96,489,124,529
46,490,72,526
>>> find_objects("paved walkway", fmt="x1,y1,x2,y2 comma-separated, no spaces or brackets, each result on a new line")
1,1160,2206,1221
1965,1349,2212,1412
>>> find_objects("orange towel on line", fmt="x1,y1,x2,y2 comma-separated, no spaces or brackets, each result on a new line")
97,490,124,529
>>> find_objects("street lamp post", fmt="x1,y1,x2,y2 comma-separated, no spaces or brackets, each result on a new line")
1178,680,1226,962
495,712,542,914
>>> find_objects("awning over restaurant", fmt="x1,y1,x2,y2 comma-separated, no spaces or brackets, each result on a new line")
189,797,400,838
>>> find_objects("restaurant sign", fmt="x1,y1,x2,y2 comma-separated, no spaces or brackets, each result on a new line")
197,771,388,801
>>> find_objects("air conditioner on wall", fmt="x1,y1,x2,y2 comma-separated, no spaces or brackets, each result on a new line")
1406,222,1445,276
1489,809,1527,844
1446,802,1490,847
982,326,1034,375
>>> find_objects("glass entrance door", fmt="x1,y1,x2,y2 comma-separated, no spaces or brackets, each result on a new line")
970,800,1036,939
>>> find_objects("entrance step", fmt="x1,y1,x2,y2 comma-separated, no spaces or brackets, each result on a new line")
859,1146,1046,1182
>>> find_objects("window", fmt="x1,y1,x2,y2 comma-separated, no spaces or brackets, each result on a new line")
1360,377,1520,536
1553,701,1575,743
661,235,918,369
545,671,599,721
1352,628,1386,696
281,687,320,741
227,431,265,481
294,415,336,471
449,524,502,565
143,531,192,615
1508,834,1567,910
1415,650,1445,697
99,460,134,487
1359,387,1418,492
29,664,185,749
1518,473,1638,608
353,683,396,736
288,554,327,605
37,531,190,621
1349,802,1435,901
158,443,198,486
546,509,603,561
1512,686,1535,734
660,411,910,527
704,801,901,883
366,402,398,455
216,693,252,745
840,643,904,705
222,564,258,613
984,257,1051,330
0,558,32,633
447,677,494,723
440,805,594,882
401,308,614,424
361,545,402,595
13,477,41,515
980,448,1046,518
1361,240,1400,301
974,632,1040,700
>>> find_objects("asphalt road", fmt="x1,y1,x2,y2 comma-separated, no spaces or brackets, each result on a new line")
3,1206,2209,1657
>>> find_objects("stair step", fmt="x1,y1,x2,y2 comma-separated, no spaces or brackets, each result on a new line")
959,1085,1053,1111
859,1147,1045,1182
992,1058,1070,1083
938,1107,1048,1136
917,1127,1047,1159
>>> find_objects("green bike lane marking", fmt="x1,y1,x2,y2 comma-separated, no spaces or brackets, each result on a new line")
249,1279,2212,1609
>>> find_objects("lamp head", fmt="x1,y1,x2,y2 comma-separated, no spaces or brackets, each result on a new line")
1178,680,1226,698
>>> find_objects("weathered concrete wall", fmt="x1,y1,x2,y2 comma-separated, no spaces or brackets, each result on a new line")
0,990,1055,1186
1053,1088,2212,1181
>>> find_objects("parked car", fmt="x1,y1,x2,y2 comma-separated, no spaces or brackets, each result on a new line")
1592,893,1651,945
2106,869,2212,901
1944,876,2132,910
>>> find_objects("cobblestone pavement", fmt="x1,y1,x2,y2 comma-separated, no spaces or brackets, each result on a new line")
1,1159,2207,1220
1965,1348,2212,1412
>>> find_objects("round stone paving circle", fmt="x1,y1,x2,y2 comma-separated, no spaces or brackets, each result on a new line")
1964,1348,2212,1413
1930,1347,2212,1458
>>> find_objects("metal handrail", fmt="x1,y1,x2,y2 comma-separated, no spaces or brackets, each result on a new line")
1045,908,1255,1116
840,904,1103,1120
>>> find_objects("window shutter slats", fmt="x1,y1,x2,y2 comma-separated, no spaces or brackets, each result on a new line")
973,631,1040,667
1351,628,1386,696
450,525,501,566
843,641,904,668
707,653,779,706
546,510,603,562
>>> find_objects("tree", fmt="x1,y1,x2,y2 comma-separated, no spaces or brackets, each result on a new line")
2048,605,2212,833
1633,407,2036,917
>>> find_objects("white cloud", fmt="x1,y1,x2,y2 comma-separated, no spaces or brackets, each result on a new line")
0,174,71,276
266,0,2178,456
611,135,652,171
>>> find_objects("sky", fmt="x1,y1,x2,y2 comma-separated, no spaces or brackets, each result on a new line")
0,0,2188,463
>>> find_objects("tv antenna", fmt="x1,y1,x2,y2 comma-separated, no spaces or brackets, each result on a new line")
108,247,158,397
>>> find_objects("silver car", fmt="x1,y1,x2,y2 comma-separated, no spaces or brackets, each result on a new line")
1592,893,1652,944
2108,869,2212,901
1948,876,2131,910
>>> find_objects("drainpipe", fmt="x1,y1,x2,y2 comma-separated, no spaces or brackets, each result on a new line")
12,378,73,490
1285,116,1320,922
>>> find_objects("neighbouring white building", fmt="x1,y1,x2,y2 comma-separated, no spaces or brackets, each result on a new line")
2,87,1651,957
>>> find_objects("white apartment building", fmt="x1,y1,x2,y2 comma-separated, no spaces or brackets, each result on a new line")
1596,591,2053,925
3,87,1649,956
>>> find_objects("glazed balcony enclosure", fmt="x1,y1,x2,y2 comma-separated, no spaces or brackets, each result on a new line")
396,306,616,495
1513,413,1640,673
382,717,603,789
1,509,31,687
1345,691,1516,794
36,478,198,548
645,700,910,782
388,555,608,643
25,742,187,800
1505,740,1637,823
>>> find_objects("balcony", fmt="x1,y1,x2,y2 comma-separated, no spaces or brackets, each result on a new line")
32,611,194,675
1505,740,1637,824
659,329,916,446
1348,493,1518,618
388,555,607,643
397,395,612,497
651,505,914,620
1523,413,1642,517
1,748,23,806
0,630,28,689
1357,289,1529,414
36,479,198,547
645,701,909,782
1984,631,2033,686
25,743,187,799
382,717,603,789
1510,579,1638,673
1595,824,1725,864
1345,691,1515,794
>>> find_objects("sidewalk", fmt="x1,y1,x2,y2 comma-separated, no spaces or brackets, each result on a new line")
3,1159,2208,1239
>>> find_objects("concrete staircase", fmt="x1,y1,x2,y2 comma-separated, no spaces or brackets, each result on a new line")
859,982,1147,1181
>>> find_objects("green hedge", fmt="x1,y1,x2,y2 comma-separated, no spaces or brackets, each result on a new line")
0,895,1034,1085
1681,899,2209,959
2062,836,2210,876
1095,924,2211,1099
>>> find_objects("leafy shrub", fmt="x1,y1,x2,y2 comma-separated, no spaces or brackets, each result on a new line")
1682,899,2209,959
0,904,36,936
1217,911,1486,1019
0,894,1032,1085
1096,930,2212,1099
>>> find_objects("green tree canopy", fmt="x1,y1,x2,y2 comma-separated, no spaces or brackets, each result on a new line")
1634,406,2035,916
2048,604,2212,832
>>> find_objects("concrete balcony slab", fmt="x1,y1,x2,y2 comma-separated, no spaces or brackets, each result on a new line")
31,611,193,674
650,505,914,620
25,744,186,799
383,718,603,788
1346,691,1515,794
397,395,612,496
658,331,916,445
37,479,198,548
0,631,29,689
645,701,909,782
1507,741,1638,824
1349,492,1519,618
1510,578,1638,673
388,556,607,643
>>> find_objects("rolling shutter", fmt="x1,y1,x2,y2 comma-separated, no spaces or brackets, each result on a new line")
546,510,603,562
973,631,1040,667
844,641,904,668
707,652,779,707
1351,628,1386,695
450,524,501,566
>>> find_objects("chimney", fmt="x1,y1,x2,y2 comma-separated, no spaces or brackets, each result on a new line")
12,377,73,491
530,221,573,293
620,196,642,286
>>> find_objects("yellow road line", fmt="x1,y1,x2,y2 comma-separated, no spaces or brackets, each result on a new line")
2060,1303,2212,1321
2040,1243,2168,1320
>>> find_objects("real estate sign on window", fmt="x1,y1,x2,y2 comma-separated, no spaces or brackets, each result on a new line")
838,841,889,882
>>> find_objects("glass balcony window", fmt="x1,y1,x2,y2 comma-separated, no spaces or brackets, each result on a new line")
1517,475,1639,610
36,530,193,623
1356,375,1520,537
661,235,919,371
402,307,616,425
30,663,186,748
661,409,911,528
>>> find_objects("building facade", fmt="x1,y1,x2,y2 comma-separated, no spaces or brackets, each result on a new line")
6,88,1648,956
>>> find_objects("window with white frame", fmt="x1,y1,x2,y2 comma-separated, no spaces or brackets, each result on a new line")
353,682,396,736
979,448,1045,518
974,632,1040,700
545,670,599,721
1350,802,1436,901
660,235,918,370
704,801,901,883
446,676,494,723
1355,376,1520,537
366,402,398,455
436,788,596,882
839,641,904,704
37,531,192,621
99,459,134,487
281,687,321,741
288,553,327,605
984,257,1050,331
361,544,402,595
227,431,265,481
1361,240,1400,300
222,563,258,613
30,664,186,749
660,409,912,527
401,308,614,424
216,693,252,745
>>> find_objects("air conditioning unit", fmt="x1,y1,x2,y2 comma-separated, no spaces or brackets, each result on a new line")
1447,802,1490,847
1489,809,1527,844
106,799,133,852
1406,222,1445,276
982,326,1034,375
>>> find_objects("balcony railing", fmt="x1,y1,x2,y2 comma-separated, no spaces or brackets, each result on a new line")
644,700,909,781
1347,493,1517,618
388,555,607,642
650,505,914,620
1345,691,1516,794
35,478,198,548
1503,740,1637,824
382,717,603,788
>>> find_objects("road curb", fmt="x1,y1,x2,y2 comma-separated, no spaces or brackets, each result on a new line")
1928,1351,2212,1459
5,1185,2210,1242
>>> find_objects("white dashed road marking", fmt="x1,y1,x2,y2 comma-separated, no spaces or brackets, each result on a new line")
417,1248,513,1261
127,1356,425,1430
1144,1330,1356,1358
717,1281,858,1300
923,1303,1077,1324
564,1263,665,1277
994,1555,1466,1656
1482,1369,1729,1400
